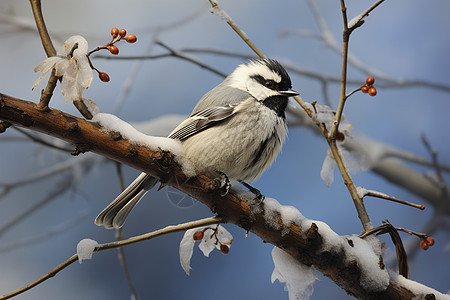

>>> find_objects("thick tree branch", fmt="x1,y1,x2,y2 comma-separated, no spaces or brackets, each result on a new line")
0,93,442,299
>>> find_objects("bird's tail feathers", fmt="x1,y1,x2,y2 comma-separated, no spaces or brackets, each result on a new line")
95,173,158,229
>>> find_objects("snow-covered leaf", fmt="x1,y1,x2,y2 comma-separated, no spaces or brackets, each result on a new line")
32,35,93,102
198,228,217,257
271,247,318,300
179,225,233,275
179,228,197,275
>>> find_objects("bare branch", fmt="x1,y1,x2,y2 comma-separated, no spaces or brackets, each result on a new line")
0,217,222,300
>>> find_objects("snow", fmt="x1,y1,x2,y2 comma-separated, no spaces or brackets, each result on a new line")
264,198,306,235
391,272,450,299
91,113,196,177
348,13,365,29
263,197,390,292
209,0,232,22
320,149,335,187
344,235,389,291
271,247,318,300
76,238,99,264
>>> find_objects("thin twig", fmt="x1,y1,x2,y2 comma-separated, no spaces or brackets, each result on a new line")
13,127,73,152
113,163,139,299
156,41,227,77
116,229,140,300
29,0,59,110
29,0,55,57
357,187,425,210
0,217,223,300
421,134,449,199
208,0,266,59
348,0,385,31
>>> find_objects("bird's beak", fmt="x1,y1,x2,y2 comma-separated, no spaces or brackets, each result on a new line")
279,89,299,97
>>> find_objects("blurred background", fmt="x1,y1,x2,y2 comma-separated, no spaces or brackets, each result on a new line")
0,0,449,299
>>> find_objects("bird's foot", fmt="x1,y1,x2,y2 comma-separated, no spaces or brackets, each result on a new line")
214,171,231,197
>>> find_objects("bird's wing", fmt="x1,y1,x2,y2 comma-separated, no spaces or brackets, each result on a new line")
168,105,236,141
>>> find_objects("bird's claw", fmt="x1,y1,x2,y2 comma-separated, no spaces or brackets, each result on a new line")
239,180,265,203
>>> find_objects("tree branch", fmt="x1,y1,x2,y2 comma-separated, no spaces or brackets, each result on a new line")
0,217,222,300
0,92,444,299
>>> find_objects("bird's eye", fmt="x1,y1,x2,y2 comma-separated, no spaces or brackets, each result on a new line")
264,80,275,89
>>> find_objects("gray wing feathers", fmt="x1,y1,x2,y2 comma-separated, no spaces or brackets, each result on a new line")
95,173,158,228
168,105,236,141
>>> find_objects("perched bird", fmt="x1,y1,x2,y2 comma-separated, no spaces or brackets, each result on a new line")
95,58,298,229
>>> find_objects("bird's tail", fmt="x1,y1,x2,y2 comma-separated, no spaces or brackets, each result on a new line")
95,173,158,229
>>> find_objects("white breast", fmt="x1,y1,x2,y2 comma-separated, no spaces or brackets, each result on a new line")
181,98,287,182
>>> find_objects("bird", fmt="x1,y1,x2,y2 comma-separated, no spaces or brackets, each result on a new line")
95,58,298,229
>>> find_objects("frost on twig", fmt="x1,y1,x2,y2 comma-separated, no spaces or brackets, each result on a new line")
33,35,93,102
179,225,232,275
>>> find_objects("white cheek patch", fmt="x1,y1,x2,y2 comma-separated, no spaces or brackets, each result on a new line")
246,80,279,100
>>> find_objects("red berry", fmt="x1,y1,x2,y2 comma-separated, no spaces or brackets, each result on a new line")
109,45,119,55
111,27,119,38
420,239,429,250
99,72,110,82
426,237,435,246
361,86,369,93
368,87,377,96
366,76,375,86
220,244,229,254
193,231,204,241
119,29,127,37
125,34,137,43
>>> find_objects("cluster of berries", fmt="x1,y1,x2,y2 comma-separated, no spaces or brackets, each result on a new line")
419,236,435,251
361,76,377,96
87,27,137,83
193,228,230,254
107,27,137,56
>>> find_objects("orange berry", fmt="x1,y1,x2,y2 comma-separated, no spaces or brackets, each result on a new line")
193,231,204,241
366,76,375,86
119,29,127,37
99,72,110,82
111,27,119,38
368,87,377,96
426,237,435,246
109,45,119,55
220,244,229,254
420,239,429,250
125,34,137,43
361,86,369,93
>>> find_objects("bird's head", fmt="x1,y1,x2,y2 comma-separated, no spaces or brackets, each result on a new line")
228,58,298,101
